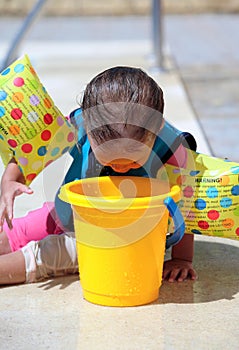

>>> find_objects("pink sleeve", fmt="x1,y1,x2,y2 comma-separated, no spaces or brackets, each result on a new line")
166,144,187,168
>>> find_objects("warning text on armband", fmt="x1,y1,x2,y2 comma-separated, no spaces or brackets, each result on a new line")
195,177,222,183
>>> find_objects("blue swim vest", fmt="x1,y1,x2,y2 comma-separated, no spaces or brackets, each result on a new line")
55,108,197,230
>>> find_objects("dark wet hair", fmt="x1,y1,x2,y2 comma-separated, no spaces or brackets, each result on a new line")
81,66,164,144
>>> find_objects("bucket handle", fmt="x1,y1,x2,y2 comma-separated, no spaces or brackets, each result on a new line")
164,197,185,249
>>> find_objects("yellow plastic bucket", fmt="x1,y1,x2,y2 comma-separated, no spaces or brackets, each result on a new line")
59,176,184,306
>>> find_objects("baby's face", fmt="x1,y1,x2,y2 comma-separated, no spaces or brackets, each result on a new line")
88,133,156,173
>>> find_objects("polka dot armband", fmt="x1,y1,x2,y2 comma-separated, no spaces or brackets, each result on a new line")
0,54,75,184
157,149,239,240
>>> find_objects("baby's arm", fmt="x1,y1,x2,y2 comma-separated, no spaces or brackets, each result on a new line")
163,234,197,282
0,158,33,231
163,144,197,282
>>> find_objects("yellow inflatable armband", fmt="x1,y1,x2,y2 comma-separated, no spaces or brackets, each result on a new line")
157,149,239,240
0,54,75,185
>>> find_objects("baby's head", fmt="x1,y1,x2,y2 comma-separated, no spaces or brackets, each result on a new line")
81,66,165,172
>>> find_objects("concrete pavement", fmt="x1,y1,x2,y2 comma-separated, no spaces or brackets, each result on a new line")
165,14,239,161
0,15,239,350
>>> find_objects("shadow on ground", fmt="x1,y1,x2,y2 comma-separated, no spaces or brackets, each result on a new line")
158,239,239,304
37,237,239,305
1,238,238,306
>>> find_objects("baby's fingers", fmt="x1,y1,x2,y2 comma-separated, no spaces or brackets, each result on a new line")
167,268,181,283
0,210,10,232
15,184,33,196
177,268,191,282
0,216,4,232
0,203,7,232
0,200,14,231
188,268,198,281
171,268,197,283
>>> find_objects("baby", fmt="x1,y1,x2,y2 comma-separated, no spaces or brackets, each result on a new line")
0,66,197,284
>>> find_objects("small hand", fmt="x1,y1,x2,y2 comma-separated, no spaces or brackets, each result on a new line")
0,181,33,232
163,258,197,283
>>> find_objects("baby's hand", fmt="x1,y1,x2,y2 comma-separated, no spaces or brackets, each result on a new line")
0,181,33,232
163,258,197,283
